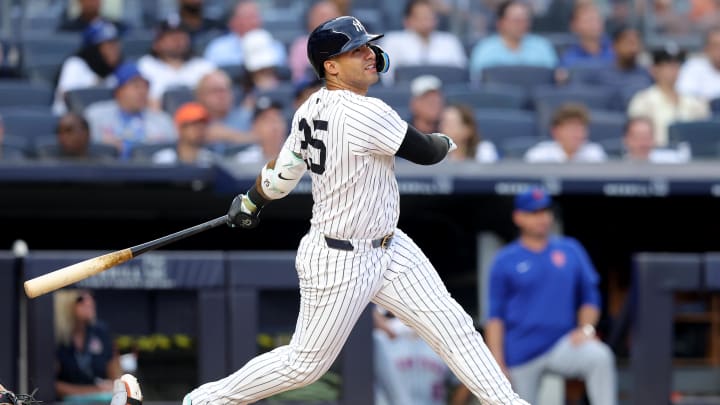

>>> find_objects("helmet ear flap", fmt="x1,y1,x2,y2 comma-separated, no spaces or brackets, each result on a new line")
369,44,389,74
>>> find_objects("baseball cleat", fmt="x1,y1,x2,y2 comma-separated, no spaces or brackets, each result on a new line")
110,374,143,405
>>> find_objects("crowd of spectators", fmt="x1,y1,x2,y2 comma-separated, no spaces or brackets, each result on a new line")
1,0,720,165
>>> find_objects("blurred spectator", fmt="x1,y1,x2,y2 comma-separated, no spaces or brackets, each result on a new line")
379,0,468,85
195,69,255,146
53,20,124,115
409,75,445,134
152,102,218,165
559,2,615,68
58,0,129,33
173,0,225,44
329,0,351,15
38,112,116,161
628,45,710,146
524,103,607,162
690,0,720,32
85,62,177,159
137,16,216,110
650,0,693,35
240,29,284,94
676,27,720,101
202,0,286,68
485,187,617,405
288,1,342,82
293,75,324,108
622,116,690,163
439,103,499,163
233,96,287,164
469,1,557,82
54,289,120,403
593,25,652,106
373,306,465,405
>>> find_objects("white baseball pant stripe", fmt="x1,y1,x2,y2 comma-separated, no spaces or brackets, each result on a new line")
185,228,527,405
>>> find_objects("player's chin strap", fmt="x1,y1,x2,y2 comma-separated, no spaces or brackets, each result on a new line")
369,44,389,74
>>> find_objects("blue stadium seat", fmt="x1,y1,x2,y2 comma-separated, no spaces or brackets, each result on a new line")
130,142,177,162
566,64,609,86
710,98,720,116
532,85,617,134
20,33,80,66
0,80,53,107
161,86,195,116
394,65,470,85
217,64,246,85
499,135,548,160
445,83,528,110
121,35,154,61
2,134,34,157
22,61,61,86
481,65,555,89
366,84,412,109
588,110,627,142
473,108,538,144
34,135,119,160
668,120,720,159
1,109,58,139
598,137,624,158
64,87,114,114
541,32,577,57
256,82,295,106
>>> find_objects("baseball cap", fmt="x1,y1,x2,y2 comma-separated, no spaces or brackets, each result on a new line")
253,95,284,121
652,43,686,64
174,102,209,126
113,62,147,90
411,75,442,97
514,187,552,212
82,19,119,47
243,29,279,72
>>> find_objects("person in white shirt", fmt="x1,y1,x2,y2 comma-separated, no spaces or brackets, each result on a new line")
233,96,287,165
378,0,468,85
202,0,286,68
628,45,710,147
622,116,690,163
676,27,720,101
137,16,215,111
524,103,607,163
439,103,499,163
152,101,218,166
53,19,123,115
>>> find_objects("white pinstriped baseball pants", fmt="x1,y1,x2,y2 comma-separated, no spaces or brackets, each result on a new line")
185,228,527,405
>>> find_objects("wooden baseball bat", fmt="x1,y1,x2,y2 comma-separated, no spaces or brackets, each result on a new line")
24,215,228,299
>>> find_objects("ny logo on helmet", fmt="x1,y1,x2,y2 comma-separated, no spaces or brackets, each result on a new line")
352,18,363,32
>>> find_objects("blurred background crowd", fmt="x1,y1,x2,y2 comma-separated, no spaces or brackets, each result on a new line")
1,0,720,166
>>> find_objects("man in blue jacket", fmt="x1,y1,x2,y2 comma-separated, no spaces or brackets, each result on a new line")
485,187,617,405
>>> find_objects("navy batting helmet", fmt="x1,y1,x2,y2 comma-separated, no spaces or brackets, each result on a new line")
307,16,389,79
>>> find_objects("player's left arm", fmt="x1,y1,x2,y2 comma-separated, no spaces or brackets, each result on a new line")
226,146,307,229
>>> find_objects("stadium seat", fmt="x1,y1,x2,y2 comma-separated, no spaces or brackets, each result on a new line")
598,137,624,159
366,84,412,109
0,80,53,107
20,33,80,67
500,135,548,160
64,87,114,114
161,86,195,116
668,120,720,159
256,83,296,106
481,65,555,88
587,110,627,142
2,109,58,139
121,36,154,61
352,8,385,32
566,64,609,86
445,83,528,110
2,134,34,157
394,65,470,85
473,108,538,144
532,85,617,134
22,61,61,86
710,98,720,116
217,64,246,85
540,32,577,56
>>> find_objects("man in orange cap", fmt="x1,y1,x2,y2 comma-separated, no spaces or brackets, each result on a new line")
151,102,218,166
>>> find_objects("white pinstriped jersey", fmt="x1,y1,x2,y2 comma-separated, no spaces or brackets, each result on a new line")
285,87,408,240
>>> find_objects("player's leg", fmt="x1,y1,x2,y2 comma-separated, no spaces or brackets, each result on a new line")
372,229,528,405
544,335,618,405
184,233,389,405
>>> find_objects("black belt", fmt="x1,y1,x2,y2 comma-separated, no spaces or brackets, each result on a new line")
324,233,394,251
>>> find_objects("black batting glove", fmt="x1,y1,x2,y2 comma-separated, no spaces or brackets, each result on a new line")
226,194,261,229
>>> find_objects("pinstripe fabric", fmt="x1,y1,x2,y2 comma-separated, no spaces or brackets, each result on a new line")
184,87,526,404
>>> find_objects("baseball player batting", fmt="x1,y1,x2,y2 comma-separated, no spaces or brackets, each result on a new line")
176,16,527,404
